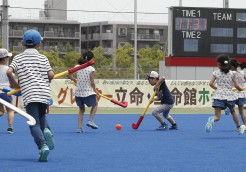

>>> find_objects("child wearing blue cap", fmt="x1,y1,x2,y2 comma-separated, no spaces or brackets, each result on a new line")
7,29,55,162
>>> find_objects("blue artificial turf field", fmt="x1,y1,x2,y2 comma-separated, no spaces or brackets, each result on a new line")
0,113,246,172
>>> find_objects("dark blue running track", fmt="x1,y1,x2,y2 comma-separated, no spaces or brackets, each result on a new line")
0,114,245,172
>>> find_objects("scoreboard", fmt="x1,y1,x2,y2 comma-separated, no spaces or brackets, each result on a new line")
168,6,246,58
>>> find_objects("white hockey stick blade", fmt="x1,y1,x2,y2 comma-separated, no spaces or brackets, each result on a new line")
0,98,36,125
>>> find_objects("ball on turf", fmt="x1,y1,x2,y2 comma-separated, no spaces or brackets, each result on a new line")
115,124,122,130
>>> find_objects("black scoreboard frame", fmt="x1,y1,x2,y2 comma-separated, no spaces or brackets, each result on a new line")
168,6,246,58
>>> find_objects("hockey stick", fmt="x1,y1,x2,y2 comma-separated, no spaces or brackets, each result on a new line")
0,87,21,96
98,93,128,108
0,98,36,126
232,87,246,91
54,59,94,79
71,81,128,108
7,59,95,96
132,89,158,129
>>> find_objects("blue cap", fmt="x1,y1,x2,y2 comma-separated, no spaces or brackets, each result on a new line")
23,29,43,46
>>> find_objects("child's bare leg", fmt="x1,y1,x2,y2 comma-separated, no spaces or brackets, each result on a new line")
6,107,14,127
214,107,222,122
89,102,98,121
78,106,85,129
0,105,4,117
230,108,240,127
155,114,166,125
166,116,176,125
238,105,246,125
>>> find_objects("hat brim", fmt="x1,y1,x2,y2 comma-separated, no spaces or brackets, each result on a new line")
8,53,13,57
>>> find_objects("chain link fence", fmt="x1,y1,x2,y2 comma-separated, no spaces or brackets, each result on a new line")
52,67,159,79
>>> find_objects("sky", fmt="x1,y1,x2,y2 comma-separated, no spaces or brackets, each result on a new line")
4,0,246,24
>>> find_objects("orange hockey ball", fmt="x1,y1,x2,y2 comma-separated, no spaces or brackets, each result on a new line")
115,124,122,130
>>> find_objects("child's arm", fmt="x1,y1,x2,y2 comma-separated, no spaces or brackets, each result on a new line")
154,77,165,91
233,74,242,91
150,97,160,104
67,73,77,83
151,78,163,104
48,70,54,82
90,71,97,93
6,67,20,88
209,75,217,90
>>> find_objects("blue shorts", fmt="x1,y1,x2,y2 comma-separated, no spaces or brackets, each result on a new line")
0,93,13,103
75,94,97,109
212,99,235,110
235,98,246,106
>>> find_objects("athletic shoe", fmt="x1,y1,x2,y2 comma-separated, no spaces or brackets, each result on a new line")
224,107,231,115
43,128,55,150
7,127,14,134
238,125,246,135
156,124,169,131
205,116,214,133
76,127,83,133
38,144,49,162
86,120,99,129
169,124,178,130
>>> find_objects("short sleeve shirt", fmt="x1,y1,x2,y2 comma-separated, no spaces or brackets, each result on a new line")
9,48,52,106
158,79,174,105
0,65,10,93
211,70,237,101
235,70,246,98
74,66,96,97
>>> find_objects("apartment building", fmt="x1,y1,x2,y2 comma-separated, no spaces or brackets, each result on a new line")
2,0,167,56
81,21,168,55
8,18,81,54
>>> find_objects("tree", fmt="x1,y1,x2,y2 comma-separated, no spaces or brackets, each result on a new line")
115,42,134,68
39,50,65,75
62,51,81,67
138,44,163,68
39,50,64,67
65,42,73,52
92,46,111,68
137,44,163,78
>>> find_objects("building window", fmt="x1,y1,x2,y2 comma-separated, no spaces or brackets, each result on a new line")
103,25,113,33
118,27,127,36
102,40,112,48
16,26,28,32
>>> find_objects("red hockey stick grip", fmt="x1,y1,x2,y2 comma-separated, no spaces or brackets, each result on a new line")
68,59,94,73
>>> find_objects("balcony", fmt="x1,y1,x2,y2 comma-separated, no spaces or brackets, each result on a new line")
101,33,114,40
9,30,24,37
75,32,80,38
43,31,80,39
130,33,160,41
81,34,87,40
74,47,80,53
88,33,100,40
44,31,55,37
44,46,80,53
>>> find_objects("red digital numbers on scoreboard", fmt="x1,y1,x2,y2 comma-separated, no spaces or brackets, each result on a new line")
175,17,207,31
